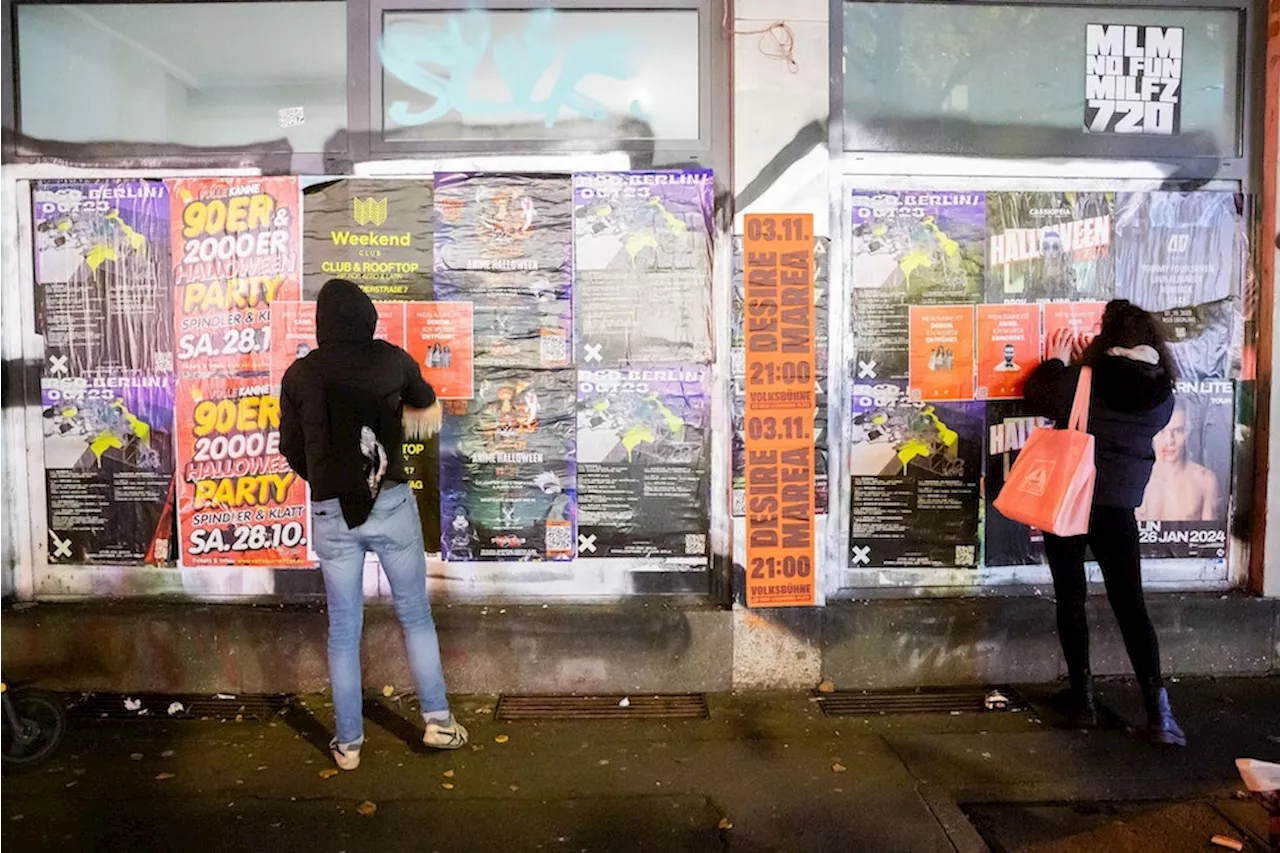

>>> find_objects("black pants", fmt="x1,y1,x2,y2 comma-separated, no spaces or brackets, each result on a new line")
1043,505,1163,687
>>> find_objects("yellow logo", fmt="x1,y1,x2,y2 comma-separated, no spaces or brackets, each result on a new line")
353,197,389,227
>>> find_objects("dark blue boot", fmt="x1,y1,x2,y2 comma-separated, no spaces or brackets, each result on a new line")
1144,683,1186,747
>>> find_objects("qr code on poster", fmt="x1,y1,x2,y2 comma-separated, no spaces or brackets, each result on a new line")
955,545,976,567
540,330,568,366
545,521,574,557
154,352,174,373
732,489,745,517
685,534,707,556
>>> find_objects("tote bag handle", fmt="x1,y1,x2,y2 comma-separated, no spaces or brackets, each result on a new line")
1067,367,1093,433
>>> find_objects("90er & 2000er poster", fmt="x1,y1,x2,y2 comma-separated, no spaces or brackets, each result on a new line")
439,368,577,562
175,377,310,567
848,381,983,569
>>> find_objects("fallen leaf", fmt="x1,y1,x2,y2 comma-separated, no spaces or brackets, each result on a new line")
382,685,395,698
818,680,836,694
257,765,268,771
167,702,185,716
618,697,631,708
832,763,848,773
155,773,176,781
356,801,377,817
129,753,144,761
124,698,142,711
441,783,455,790
319,769,339,780
494,735,510,744
235,714,244,723
509,785,520,792
443,770,455,778
598,759,610,766
718,818,734,831
160,750,175,759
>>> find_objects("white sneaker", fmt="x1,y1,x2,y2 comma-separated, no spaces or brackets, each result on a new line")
423,716,469,750
330,739,361,771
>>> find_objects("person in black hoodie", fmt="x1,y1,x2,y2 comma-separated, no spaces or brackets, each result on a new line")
1023,299,1185,746
280,279,467,771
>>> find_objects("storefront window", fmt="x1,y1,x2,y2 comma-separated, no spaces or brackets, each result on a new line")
17,3,346,151
842,2,1241,158
380,9,700,143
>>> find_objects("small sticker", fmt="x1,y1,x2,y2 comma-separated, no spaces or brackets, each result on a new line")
278,107,305,128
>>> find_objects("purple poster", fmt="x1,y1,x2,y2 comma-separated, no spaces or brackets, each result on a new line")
33,180,174,377
41,375,175,564
573,170,714,365
849,190,985,303
577,365,710,560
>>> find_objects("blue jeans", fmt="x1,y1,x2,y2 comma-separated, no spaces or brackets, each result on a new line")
311,483,450,747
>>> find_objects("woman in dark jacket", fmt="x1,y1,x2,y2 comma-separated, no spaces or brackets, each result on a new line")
1022,299,1185,746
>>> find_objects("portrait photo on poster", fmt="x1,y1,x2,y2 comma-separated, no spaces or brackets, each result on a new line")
985,192,1115,305
1136,379,1233,559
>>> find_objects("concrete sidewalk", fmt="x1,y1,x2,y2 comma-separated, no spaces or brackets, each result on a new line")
3,678,1278,852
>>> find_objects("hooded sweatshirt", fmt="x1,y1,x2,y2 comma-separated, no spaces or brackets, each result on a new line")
1022,349,1175,509
280,279,436,527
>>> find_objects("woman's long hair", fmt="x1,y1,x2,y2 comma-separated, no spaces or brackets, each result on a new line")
1080,299,1177,388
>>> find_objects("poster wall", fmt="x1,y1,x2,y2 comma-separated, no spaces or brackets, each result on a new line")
37,169,720,576
846,188,1245,575
743,214,817,607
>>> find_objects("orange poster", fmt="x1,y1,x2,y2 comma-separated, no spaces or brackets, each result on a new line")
268,301,407,386
405,302,474,400
175,376,310,568
1042,302,1105,360
743,213,816,608
908,305,976,402
976,304,1041,400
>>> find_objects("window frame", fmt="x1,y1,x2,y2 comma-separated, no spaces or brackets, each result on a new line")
829,0,1262,182
359,0,715,164
1,0,723,173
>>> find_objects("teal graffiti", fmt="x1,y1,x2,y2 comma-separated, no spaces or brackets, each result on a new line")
380,8,648,129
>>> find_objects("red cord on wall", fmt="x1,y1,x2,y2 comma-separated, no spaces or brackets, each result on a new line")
723,7,799,74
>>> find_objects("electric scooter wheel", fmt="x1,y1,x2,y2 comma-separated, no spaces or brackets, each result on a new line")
2,690,68,772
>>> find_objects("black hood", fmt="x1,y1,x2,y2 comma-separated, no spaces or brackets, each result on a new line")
1092,353,1173,414
316,279,377,346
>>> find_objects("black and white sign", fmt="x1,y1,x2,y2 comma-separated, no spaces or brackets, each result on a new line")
1085,24,1183,136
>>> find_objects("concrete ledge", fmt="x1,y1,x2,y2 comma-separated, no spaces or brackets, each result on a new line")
2,593,1275,694
819,592,1279,688
0,600,733,695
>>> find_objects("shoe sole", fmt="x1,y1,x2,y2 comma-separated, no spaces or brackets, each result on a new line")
1148,731,1187,747
423,737,467,750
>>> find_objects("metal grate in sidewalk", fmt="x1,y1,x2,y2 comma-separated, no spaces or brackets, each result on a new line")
495,693,709,721
67,693,293,722
815,687,1025,716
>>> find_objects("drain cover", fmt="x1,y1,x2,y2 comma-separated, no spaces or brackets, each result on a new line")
495,694,709,721
816,687,1025,716
68,693,293,721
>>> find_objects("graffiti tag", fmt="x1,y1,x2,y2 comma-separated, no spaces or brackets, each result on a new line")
380,8,646,129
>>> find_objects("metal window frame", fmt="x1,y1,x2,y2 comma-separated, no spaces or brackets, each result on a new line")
831,0,1260,181
2,0,722,173
361,0,716,165
4,0,347,172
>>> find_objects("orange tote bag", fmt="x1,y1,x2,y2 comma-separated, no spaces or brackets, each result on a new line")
993,367,1095,537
